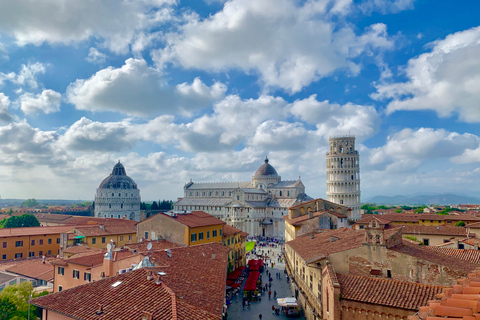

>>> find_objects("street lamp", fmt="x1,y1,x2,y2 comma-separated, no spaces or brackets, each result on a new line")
28,293,33,320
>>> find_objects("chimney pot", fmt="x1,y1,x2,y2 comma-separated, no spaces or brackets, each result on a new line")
212,253,215,259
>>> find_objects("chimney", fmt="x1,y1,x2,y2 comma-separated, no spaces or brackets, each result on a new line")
147,271,154,281
211,253,215,260
475,243,479,251
99,224,105,231
154,274,162,285
42,255,45,264
142,311,153,320
96,304,103,315
104,245,113,277
454,239,459,249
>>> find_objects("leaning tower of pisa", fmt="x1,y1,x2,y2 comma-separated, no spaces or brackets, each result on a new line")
326,136,361,220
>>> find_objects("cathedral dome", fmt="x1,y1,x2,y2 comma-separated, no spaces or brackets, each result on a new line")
254,157,278,177
98,162,138,190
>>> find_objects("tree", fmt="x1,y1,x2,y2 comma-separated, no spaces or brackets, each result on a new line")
140,202,146,210
21,199,38,208
395,209,402,213
151,201,159,210
0,282,47,319
0,214,40,228
0,296,16,320
455,221,465,227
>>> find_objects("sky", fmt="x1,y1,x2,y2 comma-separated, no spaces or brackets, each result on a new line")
0,0,479,202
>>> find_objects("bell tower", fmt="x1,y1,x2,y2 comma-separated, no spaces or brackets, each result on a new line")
326,136,361,220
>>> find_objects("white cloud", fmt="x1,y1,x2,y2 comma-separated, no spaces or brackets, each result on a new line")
86,48,107,64
249,120,308,151
359,0,415,14
0,93,14,123
367,128,479,172
0,0,175,53
19,89,61,114
290,94,380,140
57,117,136,152
0,62,46,89
452,146,480,164
66,58,227,116
373,26,480,122
154,0,394,93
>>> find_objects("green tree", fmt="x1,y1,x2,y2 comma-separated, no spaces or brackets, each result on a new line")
455,221,465,227
0,214,40,228
21,199,38,208
395,209,402,213
0,282,47,319
0,296,16,320
151,201,159,210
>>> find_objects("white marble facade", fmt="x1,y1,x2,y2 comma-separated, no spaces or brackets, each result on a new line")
174,157,312,239
94,162,141,221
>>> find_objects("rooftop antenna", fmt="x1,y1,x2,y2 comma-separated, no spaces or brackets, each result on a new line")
146,243,152,251
165,249,172,258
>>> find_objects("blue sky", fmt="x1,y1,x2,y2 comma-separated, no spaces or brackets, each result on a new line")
0,0,479,202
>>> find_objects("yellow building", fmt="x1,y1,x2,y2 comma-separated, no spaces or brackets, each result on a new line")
0,226,74,260
222,224,248,271
136,211,225,246
72,223,137,249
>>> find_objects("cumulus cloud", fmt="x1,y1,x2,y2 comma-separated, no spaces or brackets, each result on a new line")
154,0,394,93
359,0,415,14
0,62,46,89
290,94,380,140
86,48,107,64
249,121,308,151
57,117,136,152
367,128,480,172
66,58,226,116
373,26,480,122
19,89,61,114
0,0,175,53
0,93,14,123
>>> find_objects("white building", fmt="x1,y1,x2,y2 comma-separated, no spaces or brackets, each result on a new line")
326,136,361,220
174,157,312,239
94,162,141,221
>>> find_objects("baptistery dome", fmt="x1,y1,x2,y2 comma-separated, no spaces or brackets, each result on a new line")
99,162,138,190
94,162,141,221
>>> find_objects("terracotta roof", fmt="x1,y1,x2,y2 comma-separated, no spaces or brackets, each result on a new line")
355,214,391,225
147,242,229,316
283,210,347,227
286,228,364,263
124,239,182,253
5,257,55,281
158,211,225,228
239,232,249,238
53,249,134,267
62,246,104,256
288,198,323,209
424,246,480,264
74,224,136,237
337,273,444,310
222,224,243,237
397,225,470,236
467,222,480,228
0,226,74,237
389,240,479,273
31,267,221,320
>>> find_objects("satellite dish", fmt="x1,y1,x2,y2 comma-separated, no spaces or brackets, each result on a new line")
107,243,112,251
146,243,152,250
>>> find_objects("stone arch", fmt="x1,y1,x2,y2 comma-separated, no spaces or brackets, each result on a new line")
299,207,305,215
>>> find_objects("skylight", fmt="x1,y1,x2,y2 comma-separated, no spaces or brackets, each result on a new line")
111,281,122,287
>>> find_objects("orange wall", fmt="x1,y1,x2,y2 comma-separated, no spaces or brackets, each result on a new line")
1,233,64,260
82,233,136,249
187,225,223,246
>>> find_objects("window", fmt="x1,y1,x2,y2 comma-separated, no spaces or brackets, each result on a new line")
58,286,63,292
120,236,124,241
31,240,35,246
458,243,465,249
387,270,392,278
1,254,6,260
191,233,197,242
2,242,6,248
73,270,80,279
219,228,222,236
39,239,43,245
29,252,35,257
145,232,149,240
15,253,23,259
207,231,210,239
213,230,217,237
48,250,51,255
48,239,52,245
129,235,132,241
199,232,204,241
423,238,430,246
227,239,230,246
84,272,91,282
92,238,96,244
102,237,106,243
56,238,60,244
15,241,23,247
39,251,43,256
58,267,65,275
340,199,343,204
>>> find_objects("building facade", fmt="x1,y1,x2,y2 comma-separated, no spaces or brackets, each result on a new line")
174,157,312,239
94,162,141,221
326,136,361,220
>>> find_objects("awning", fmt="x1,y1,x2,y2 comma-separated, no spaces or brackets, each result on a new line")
277,297,298,307
73,236,85,239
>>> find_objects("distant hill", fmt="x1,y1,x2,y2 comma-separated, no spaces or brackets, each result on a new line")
367,194,480,206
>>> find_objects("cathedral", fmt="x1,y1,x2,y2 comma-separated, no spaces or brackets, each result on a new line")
174,157,312,238
94,162,141,221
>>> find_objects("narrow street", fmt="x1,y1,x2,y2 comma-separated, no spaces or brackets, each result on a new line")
227,242,305,320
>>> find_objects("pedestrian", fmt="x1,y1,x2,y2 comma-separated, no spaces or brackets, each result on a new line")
272,305,275,314
268,290,271,299
274,290,277,298
242,300,245,310
248,300,251,309
259,314,262,320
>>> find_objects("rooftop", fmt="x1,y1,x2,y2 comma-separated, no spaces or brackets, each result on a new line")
31,267,220,320
5,257,55,281
222,224,243,237
74,224,136,237
0,225,74,237
283,210,347,227
155,211,226,228
396,224,470,236
337,273,444,310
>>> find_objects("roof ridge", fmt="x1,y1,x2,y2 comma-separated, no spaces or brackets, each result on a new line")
337,272,444,288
